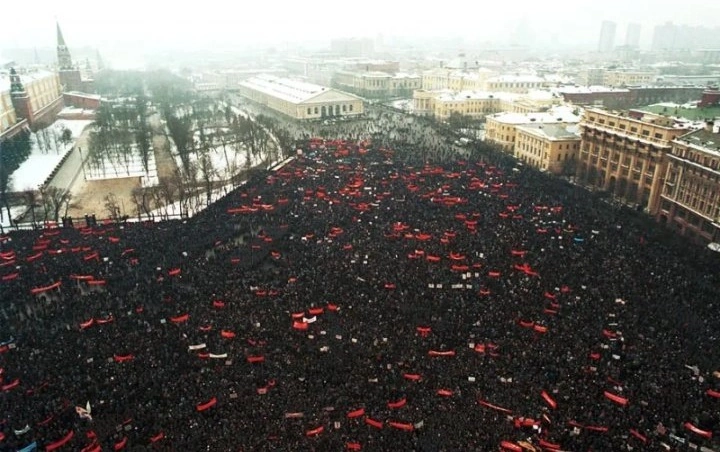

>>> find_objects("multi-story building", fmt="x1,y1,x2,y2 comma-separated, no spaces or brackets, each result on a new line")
420,90,503,121
0,68,63,137
603,70,656,87
237,74,364,120
625,23,641,49
0,84,16,134
484,75,545,93
485,106,580,151
658,122,720,242
577,68,605,86
598,20,617,53
332,70,420,98
421,68,492,92
514,123,581,174
576,108,689,213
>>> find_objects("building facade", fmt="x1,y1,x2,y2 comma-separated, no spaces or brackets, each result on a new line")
603,70,656,87
484,107,580,151
332,70,420,98
0,87,16,134
238,75,364,120
576,108,688,213
658,123,720,243
514,124,581,174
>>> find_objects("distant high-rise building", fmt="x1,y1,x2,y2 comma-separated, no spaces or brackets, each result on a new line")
598,20,617,53
652,22,677,51
625,23,641,49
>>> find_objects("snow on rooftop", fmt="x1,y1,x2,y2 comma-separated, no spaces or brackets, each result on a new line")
488,74,544,83
557,85,631,94
240,74,330,104
436,90,497,102
488,105,580,125
0,69,57,93
516,123,581,140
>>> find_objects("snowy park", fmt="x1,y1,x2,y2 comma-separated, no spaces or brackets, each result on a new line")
8,119,92,192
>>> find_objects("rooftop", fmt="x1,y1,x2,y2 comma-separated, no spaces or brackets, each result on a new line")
557,85,631,94
0,69,57,93
436,90,498,102
516,123,581,141
239,74,331,104
676,125,720,151
487,74,544,83
488,106,580,124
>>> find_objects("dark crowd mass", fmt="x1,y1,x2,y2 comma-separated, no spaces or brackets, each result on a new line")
0,136,719,452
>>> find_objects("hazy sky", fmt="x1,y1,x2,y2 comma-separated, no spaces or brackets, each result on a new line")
1,0,719,54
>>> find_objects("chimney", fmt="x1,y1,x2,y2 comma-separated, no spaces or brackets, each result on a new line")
706,121,715,133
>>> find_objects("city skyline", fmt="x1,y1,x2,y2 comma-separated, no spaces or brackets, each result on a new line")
2,0,720,58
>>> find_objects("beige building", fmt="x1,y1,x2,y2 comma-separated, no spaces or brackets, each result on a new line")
1,69,63,136
413,90,502,120
485,75,545,93
658,123,720,243
421,68,493,91
514,123,581,174
0,87,16,133
23,70,62,118
576,108,688,213
603,70,656,87
332,70,420,98
238,74,364,120
485,106,581,151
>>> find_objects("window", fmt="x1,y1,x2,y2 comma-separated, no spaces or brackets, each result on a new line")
307,108,312,115
314,107,318,114
630,126,638,133
619,124,626,130
641,130,650,136
349,105,353,111
342,105,347,112
654,132,663,139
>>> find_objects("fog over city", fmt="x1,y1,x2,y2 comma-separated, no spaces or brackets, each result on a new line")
2,0,720,64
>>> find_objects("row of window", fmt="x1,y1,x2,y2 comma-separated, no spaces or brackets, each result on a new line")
305,104,355,115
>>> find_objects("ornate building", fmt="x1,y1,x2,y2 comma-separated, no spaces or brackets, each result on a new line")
658,122,720,243
576,108,689,213
56,22,92,93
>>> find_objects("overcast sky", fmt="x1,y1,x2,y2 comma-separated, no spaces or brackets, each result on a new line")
1,0,719,54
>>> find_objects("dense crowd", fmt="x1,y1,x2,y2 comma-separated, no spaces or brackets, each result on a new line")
0,135,718,452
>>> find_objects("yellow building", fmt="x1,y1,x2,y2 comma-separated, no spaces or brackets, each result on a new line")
425,90,503,120
24,71,62,114
485,106,581,151
238,74,364,120
485,75,545,93
603,70,655,87
576,108,688,213
332,70,420,98
658,123,720,243
1,69,63,136
421,68,492,91
0,88,16,134
514,124,581,174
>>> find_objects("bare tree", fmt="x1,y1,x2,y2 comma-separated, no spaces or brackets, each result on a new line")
40,186,72,222
21,189,39,226
103,193,121,221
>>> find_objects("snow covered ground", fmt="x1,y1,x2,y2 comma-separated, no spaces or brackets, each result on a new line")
9,119,93,192
85,145,159,187
389,99,414,112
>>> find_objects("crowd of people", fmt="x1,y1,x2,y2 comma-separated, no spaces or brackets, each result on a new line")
0,133,718,452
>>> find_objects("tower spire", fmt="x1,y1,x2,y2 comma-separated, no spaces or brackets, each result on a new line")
56,21,73,70
56,22,66,46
